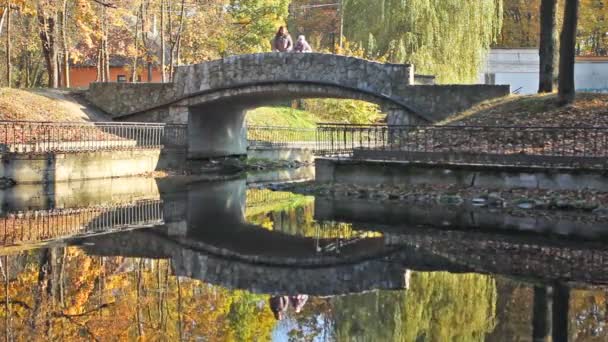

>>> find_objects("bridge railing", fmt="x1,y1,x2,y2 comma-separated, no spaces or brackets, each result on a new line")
144,124,324,150
0,121,173,153
317,123,608,169
247,125,318,149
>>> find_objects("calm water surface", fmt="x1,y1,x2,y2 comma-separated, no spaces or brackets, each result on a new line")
0,175,606,341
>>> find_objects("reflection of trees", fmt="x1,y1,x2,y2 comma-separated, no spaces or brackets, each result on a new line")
290,272,498,342
246,190,379,241
398,272,497,341
332,290,408,341
570,288,608,341
2,245,607,340
486,277,533,341
0,247,277,340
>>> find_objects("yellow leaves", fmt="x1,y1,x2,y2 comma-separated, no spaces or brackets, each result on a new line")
0,0,34,15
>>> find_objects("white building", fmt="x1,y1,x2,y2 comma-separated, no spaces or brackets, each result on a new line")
480,48,608,94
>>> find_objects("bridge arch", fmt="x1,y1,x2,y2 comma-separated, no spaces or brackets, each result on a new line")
170,81,421,158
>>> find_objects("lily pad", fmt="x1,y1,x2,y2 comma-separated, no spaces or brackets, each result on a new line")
472,197,488,207
438,194,464,206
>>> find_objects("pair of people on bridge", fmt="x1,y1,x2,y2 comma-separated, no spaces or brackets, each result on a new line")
273,26,313,53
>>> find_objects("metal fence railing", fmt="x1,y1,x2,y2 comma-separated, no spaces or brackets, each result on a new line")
0,121,187,153
317,123,608,169
247,125,317,149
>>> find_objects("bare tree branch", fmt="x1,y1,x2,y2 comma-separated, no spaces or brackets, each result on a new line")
91,0,117,8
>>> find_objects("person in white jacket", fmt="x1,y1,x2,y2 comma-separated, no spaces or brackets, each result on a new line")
293,35,313,53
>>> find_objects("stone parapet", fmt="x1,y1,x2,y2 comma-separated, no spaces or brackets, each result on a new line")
87,82,176,116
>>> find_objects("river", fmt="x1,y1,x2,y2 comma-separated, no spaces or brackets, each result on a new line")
0,172,605,341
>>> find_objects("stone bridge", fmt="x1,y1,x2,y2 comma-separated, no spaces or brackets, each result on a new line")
87,52,509,158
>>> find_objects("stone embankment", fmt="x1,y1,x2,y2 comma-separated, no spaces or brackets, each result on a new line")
274,181,608,221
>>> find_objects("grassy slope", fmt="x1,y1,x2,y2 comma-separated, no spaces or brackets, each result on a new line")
0,88,108,122
246,106,322,128
442,93,608,127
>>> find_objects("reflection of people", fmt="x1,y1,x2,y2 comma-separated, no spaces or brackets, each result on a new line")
294,35,313,53
273,26,293,52
289,294,309,313
269,296,289,320
269,294,309,319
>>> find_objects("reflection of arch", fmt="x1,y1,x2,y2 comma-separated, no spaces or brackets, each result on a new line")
76,229,414,296
182,219,396,267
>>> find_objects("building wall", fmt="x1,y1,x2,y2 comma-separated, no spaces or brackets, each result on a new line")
70,66,163,88
480,48,608,94
575,61,608,92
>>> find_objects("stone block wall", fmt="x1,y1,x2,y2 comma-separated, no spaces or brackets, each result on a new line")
87,82,177,116
389,84,511,124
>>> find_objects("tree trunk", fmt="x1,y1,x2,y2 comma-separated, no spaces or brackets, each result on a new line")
160,0,166,83
147,61,152,82
131,5,141,82
5,2,11,88
136,259,144,338
62,0,70,88
96,45,102,82
338,0,344,49
2,256,11,342
37,4,59,88
170,0,185,79
538,0,558,93
103,5,110,82
533,286,553,341
176,275,183,341
167,0,173,80
552,283,570,342
558,0,579,105
0,5,6,37
96,4,108,82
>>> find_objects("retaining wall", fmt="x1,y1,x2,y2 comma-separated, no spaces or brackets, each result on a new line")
315,197,608,240
1,149,162,184
316,158,608,191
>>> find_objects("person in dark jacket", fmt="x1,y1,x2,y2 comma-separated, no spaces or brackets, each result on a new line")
273,26,293,52
269,296,289,320
293,35,313,53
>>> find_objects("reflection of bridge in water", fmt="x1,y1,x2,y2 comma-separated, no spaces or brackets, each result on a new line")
0,177,593,341
1,177,607,298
